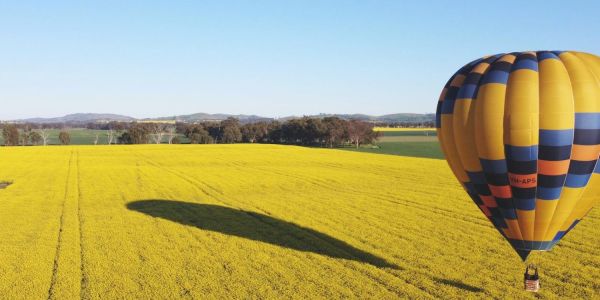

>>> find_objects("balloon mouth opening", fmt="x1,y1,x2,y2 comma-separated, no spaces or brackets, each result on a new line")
516,250,531,261
514,248,554,261
510,240,558,261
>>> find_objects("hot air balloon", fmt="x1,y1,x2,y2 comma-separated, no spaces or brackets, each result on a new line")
435,51,600,281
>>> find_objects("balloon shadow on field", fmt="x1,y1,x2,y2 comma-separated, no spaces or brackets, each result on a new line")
127,200,397,269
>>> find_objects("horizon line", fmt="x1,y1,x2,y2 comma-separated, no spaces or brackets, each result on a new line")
2,111,436,121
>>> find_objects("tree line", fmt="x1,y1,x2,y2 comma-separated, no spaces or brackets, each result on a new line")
115,117,380,148
1,117,380,148
177,117,380,147
1,124,70,146
379,121,434,128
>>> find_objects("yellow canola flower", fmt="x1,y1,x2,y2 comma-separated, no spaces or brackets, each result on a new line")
373,127,436,132
0,144,597,299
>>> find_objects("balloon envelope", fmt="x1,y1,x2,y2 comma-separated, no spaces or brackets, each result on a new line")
436,51,600,260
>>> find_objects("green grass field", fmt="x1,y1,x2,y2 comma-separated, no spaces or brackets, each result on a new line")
346,141,444,159
1,128,444,160
377,130,437,137
0,129,109,145
0,129,188,145
344,130,444,159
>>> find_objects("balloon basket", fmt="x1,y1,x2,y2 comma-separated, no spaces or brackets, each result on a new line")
524,264,540,292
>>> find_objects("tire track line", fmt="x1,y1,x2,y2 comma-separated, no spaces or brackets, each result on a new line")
47,151,74,299
161,152,474,297
77,151,90,300
131,150,430,298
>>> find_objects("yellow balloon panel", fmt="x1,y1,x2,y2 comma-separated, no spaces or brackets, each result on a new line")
436,51,600,260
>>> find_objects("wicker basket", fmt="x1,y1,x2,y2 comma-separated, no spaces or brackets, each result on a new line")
524,265,540,292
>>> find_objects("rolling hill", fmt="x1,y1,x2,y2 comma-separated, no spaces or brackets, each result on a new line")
11,112,435,124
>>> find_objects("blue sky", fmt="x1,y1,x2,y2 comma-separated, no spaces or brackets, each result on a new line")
1,1,599,119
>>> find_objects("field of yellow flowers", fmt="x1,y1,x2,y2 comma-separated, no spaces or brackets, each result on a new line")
373,127,436,132
0,145,598,299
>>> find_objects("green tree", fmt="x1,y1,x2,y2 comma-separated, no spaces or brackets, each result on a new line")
322,117,346,148
221,117,242,143
29,131,43,145
241,122,269,143
183,124,213,144
2,124,20,146
59,131,71,145
346,120,378,148
222,126,242,143
119,123,150,144
20,128,31,146
190,129,213,144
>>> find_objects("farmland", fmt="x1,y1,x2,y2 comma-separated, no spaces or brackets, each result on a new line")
0,145,598,299
345,129,443,159
0,126,442,161
0,128,187,145
0,128,113,145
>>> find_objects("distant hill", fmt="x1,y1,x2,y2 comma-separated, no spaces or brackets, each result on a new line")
145,113,274,123
372,113,435,123
281,113,435,123
17,113,135,123
9,112,434,124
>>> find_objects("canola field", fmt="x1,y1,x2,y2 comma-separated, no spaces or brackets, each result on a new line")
373,127,436,132
0,144,598,299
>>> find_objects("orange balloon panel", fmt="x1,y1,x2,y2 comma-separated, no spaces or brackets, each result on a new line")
435,51,600,260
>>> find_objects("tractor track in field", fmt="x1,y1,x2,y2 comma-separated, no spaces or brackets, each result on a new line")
132,149,497,298
130,150,434,298
46,150,89,300
218,159,495,255
124,161,198,297
135,148,511,297
210,163,486,297
47,151,74,299
222,159,488,229
138,152,440,295
76,151,90,300
133,153,267,296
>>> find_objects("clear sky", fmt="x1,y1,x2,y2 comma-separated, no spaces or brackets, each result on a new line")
1,1,599,119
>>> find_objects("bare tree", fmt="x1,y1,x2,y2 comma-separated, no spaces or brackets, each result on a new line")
151,123,165,144
346,120,378,148
107,129,115,145
94,133,99,145
38,128,51,146
166,126,176,144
